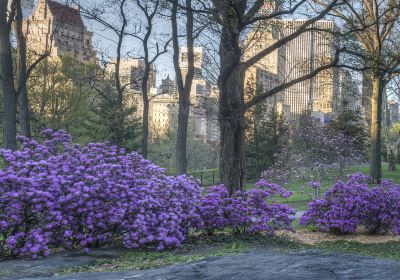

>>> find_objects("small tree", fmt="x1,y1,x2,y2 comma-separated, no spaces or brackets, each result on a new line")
246,108,288,180
329,109,368,154
170,0,196,175
327,0,400,180
264,114,362,183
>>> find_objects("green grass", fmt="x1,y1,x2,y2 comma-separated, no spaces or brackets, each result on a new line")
317,240,400,261
349,164,400,182
258,163,400,212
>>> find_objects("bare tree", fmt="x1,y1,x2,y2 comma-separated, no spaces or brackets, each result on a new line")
0,0,50,149
14,0,49,138
327,0,400,180
199,0,344,193
79,0,131,148
130,0,171,158
171,0,195,174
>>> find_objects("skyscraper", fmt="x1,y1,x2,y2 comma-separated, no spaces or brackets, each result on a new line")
180,47,203,80
245,19,338,123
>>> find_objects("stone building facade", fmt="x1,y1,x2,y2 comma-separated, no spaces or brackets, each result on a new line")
23,0,96,63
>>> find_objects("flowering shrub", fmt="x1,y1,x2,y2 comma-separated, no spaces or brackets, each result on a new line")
300,173,400,235
199,180,295,235
0,130,201,258
263,116,363,184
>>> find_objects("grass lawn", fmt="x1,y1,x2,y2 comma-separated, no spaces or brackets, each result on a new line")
317,240,400,260
263,163,400,212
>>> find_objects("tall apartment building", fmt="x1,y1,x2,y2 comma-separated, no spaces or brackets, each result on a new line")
179,47,220,143
148,76,178,135
116,58,157,92
159,75,175,95
180,47,204,81
245,19,339,123
109,58,157,120
23,0,96,63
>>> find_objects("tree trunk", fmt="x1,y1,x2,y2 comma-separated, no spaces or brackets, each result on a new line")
219,102,246,194
15,0,31,137
218,39,246,193
140,63,151,159
369,73,383,181
172,0,194,175
113,5,126,148
0,0,17,150
141,97,149,158
176,94,190,174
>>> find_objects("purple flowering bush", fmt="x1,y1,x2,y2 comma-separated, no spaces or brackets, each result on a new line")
198,180,295,235
300,173,400,235
0,130,201,258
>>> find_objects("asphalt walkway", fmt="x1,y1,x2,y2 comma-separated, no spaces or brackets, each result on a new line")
4,248,400,280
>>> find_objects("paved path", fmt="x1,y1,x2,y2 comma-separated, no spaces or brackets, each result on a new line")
7,249,400,280
0,249,124,280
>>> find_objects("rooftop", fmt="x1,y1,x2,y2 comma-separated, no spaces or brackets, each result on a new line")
47,0,84,28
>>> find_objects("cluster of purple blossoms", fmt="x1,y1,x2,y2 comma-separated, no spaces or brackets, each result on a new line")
0,130,202,258
300,173,400,235
0,130,296,258
307,181,321,189
198,180,295,235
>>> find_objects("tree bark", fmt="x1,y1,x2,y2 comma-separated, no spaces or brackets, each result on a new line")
141,67,150,158
15,0,31,137
172,0,195,175
219,88,246,194
369,72,383,181
115,39,124,147
218,25,246,193
0,0,17,150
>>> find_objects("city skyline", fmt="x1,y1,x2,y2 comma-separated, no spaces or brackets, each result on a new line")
21,0,400,125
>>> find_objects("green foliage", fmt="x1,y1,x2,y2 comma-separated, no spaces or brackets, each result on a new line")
382,122,400,164
329,109,368,154
83,79,141,151
28,56,98,143
245,108,288,180
27,56,141,149
148,125,218,172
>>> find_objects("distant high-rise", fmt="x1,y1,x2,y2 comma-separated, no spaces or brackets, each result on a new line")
180,47,204,80
335,69,362,113
280,20,337,121
23,0,96,63
114,58,156,91
245,19,338,123
159,75,175,95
